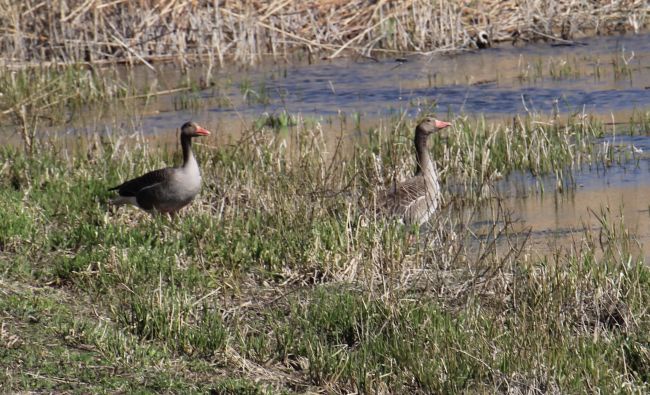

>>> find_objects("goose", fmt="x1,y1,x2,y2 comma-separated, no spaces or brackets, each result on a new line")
379,117,451,225
109,122,210,215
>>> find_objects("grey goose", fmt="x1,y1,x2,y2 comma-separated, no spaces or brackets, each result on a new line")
379,117,451,225
109,122,210,215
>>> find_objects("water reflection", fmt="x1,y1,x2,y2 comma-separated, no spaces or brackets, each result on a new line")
478,145,650,261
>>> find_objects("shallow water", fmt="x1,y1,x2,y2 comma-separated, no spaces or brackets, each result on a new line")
477,134,650,261
207,33,650,118
43,31,649,139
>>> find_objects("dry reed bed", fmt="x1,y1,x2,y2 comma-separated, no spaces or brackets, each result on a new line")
1,0,648,67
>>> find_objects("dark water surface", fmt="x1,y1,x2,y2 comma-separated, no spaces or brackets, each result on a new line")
211,33,650,117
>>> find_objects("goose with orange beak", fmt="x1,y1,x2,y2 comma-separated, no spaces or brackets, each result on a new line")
109,122,210,215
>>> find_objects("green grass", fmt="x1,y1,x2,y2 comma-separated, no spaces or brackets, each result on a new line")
1,114,649,393
515,51,645,85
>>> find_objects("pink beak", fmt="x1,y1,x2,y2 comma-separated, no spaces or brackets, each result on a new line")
195,126,211,136
435,120,452,129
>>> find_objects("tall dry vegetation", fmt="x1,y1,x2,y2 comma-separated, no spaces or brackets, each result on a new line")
1,0,648,67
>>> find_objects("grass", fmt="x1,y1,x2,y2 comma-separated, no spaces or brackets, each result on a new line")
0,64,238,149
548,57,580,80
612,48,635,82
1,113,649,393
0,64,128,151
516,49,647,85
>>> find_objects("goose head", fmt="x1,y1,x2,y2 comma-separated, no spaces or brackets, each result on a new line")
181,122,211,138
416,117,452,135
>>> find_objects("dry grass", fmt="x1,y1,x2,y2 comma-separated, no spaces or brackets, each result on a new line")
1,0,648,68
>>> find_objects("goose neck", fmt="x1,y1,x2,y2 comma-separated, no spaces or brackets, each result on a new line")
181,133,194,167
414,130,433,176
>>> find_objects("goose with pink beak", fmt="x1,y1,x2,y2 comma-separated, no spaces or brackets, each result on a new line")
380,117,452,225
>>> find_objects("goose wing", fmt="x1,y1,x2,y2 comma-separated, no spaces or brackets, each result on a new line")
109,168,171,197
380,175,440,224
380,176,427,215
134,181,168,211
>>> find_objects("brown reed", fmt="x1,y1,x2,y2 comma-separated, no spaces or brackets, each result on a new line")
1,0,647,68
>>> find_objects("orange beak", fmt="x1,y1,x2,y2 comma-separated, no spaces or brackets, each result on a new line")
435,120,451,129
195,125,211,136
